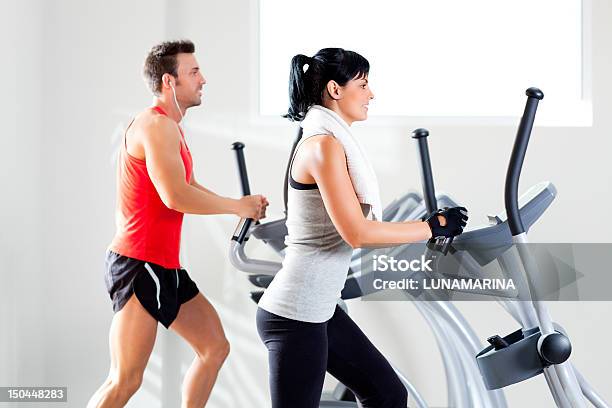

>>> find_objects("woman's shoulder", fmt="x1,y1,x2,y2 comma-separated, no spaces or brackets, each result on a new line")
300,134,343,156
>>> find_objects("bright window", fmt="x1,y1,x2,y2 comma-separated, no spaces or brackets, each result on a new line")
259,0,590,125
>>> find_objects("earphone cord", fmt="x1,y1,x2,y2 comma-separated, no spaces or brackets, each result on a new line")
171,84,184,123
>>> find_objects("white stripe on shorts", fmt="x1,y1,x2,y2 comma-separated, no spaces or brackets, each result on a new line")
144,263,161,310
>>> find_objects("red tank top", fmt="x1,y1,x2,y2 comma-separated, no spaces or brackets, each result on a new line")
108,106,193,268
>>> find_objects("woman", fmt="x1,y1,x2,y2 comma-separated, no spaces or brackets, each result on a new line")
256,48,467,408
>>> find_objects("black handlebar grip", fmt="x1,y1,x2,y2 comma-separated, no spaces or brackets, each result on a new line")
504,88,544,236
411,128,437,215
231,142,251,196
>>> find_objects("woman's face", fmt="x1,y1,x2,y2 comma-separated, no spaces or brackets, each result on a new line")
335,75,375,124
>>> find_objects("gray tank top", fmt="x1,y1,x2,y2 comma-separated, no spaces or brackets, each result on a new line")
258,135,370,323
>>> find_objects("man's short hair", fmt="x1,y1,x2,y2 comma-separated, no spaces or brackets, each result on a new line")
143,40,195,95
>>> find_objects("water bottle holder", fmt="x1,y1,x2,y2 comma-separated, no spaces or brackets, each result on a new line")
476,326,552,390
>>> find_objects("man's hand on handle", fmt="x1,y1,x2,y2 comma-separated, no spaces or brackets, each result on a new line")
237,195,269,221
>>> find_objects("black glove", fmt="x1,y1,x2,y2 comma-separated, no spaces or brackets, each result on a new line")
426,207,468,238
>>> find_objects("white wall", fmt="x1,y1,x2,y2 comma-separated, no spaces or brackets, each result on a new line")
1,1,610,407
38,1,168,406
0,0,45,397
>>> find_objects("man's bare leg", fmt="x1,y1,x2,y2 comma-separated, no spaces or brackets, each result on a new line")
170,293,230,408
87,295,158,408
88,329,117,406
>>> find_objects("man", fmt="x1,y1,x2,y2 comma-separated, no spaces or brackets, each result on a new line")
87,40,268,408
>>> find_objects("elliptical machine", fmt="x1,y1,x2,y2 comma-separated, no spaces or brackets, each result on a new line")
474,88,607,407
419,88,609,407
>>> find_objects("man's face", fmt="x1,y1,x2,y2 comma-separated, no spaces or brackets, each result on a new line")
174,53,206,108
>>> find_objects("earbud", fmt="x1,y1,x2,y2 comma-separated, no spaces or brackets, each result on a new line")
162,74,173,90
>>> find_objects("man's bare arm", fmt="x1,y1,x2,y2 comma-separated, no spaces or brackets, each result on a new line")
142,116,266,219
190,176,220,197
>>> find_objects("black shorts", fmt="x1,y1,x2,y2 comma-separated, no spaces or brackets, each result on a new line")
104,250,200,329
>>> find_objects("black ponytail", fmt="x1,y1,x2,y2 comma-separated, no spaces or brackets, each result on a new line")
284,54,313,122
283,48,370,122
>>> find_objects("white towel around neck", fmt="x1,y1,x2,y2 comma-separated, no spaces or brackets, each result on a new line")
300,105,382,221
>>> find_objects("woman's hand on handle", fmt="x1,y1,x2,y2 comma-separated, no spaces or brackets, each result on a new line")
426,207,468,238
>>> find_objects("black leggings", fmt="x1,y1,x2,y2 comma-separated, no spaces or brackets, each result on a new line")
256,305,408,408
